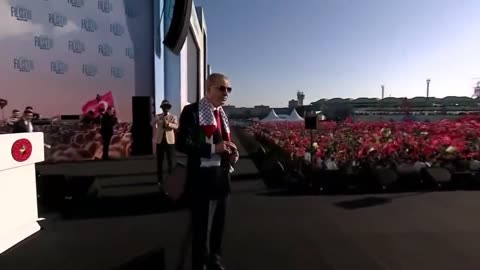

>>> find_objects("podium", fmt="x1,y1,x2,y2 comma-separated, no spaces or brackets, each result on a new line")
0,132,44,254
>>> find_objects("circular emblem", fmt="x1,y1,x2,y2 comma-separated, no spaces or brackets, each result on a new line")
11,139,33,162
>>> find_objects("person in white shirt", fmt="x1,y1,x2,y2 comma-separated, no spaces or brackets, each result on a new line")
151,100,178,184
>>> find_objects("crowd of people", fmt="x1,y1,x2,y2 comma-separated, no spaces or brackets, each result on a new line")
248,115,480,172
0,106,130,163
1,107,40,133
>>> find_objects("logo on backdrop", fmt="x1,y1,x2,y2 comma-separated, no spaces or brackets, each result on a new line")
34,36,53,50
98,43,113,57
11,139,33,162
51,61,68,75
110,23,124,36
67,0,84,8
13,57,34,72
48,13,67,27
98,0,113,13
82,64,97,77
10,6,32,22
81,18,98,32
68,40,85,54
111,66,124,79
125,48,135,59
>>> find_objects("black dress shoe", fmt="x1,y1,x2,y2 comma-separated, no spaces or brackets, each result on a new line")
207,262,225,270
190,263,208,270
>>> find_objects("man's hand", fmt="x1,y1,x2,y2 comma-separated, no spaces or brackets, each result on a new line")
225,141,239,164
224,141,238,152
215,142,231,154
229,148,239,164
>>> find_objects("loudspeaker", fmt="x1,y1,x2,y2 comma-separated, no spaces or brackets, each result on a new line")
374,168,398,189
396,163,422,189
64,176,97,200
164,0,193,55
131,96,154,156
421,168,452,188
132,96,154,126
60,115,80,120
261,160,285,188
37,174,66,206
305,115,317,129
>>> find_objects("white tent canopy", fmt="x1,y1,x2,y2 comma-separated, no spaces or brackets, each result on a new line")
287,109,304,122
261,109,282,122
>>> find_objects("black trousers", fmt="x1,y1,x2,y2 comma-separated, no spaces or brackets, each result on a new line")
102,134,112,160
189,166,231,270
191,195,228,270
156,139,175,182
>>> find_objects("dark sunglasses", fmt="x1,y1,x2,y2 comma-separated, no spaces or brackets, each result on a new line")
217,86,232,93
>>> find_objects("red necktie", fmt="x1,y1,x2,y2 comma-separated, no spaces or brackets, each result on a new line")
214,110,223,138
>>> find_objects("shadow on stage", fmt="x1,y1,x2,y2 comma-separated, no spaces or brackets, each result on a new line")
256,188,431,210
332,192,431,210
39,192,186,221
111,246,166,270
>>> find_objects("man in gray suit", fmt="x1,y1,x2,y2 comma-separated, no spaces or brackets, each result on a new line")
152,100,178,184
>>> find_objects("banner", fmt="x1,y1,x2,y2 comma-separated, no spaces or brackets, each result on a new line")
0,0,153,163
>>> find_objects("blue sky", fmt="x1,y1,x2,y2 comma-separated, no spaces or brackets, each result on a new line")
195,0,480,107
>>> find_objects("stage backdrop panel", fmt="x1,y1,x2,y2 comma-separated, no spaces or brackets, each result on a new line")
0,0,153,163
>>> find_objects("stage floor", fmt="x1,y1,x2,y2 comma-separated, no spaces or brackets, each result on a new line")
4,182,480,270
3,132,480,269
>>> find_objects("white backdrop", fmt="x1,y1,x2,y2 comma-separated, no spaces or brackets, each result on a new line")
0,0,154,121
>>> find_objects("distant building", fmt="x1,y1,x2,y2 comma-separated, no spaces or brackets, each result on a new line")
310,96,479,111
288,91,305,108
288,99,299,108
297,91,305,106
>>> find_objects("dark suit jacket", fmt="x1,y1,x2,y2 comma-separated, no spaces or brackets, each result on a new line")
100,113,117,137
12,120,30,133
176,102,231,200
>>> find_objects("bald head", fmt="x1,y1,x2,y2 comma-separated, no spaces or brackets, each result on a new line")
205,73,231,107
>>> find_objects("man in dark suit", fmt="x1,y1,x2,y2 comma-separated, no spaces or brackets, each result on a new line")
100,106,118,160
12,110,34,133
24,106,40,120
177,73,239,270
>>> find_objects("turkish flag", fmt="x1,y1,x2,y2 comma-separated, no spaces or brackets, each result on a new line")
81,92,115,117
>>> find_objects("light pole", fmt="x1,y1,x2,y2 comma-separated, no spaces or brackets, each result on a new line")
426,79,431,100
381,85,385,100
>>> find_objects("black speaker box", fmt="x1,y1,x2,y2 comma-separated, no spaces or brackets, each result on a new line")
421,167,452,188
164,0,193,55
132,96,154,126
64,176,97,200
374,168,398,189
131,96,154,156
305,115,317,129
37,174,67,205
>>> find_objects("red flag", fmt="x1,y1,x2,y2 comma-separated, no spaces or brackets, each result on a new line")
201,125,217,138
81,91,114,117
